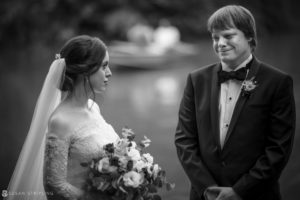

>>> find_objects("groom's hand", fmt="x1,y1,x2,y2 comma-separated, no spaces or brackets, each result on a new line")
204,186,219,200
207,186,242,200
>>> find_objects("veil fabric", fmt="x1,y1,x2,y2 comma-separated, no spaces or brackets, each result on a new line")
5,58,66,200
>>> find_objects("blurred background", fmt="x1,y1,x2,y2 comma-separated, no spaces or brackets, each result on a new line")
1,0,300,199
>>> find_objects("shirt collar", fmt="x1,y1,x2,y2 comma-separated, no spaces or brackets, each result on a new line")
222,54,253,72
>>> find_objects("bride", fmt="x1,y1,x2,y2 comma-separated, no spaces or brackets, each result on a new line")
6,35,119,200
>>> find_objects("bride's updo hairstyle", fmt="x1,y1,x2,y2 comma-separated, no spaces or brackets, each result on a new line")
59,35,107,94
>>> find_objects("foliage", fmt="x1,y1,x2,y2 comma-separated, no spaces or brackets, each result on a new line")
0,0,298,47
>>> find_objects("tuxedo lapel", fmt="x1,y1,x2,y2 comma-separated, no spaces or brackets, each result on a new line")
223,57,261,147
210,63,222,151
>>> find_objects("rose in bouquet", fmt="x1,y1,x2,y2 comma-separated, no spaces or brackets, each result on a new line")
84,127,175,200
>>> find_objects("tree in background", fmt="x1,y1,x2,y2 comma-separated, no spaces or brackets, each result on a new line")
0,0,299,48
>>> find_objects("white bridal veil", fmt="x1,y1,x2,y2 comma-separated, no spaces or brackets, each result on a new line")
5,57,65,200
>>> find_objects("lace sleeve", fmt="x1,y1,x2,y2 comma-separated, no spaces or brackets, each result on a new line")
44,133,84,200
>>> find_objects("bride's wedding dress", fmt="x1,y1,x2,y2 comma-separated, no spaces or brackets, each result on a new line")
7,60,120,200
44,100,119,200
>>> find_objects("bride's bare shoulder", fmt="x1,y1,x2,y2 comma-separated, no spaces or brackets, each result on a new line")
47,104,85,138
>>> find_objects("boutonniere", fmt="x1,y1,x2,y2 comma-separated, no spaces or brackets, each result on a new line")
241,77,258,98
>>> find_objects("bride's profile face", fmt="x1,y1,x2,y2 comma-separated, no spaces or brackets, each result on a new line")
89,51,111,93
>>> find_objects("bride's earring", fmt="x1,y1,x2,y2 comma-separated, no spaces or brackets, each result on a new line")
83,76,88,91
84,75,92,96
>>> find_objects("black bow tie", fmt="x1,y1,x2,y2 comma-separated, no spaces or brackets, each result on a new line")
218,58,253,84
218,67,248,84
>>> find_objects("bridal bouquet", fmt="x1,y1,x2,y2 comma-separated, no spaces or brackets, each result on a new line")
84,127,175,200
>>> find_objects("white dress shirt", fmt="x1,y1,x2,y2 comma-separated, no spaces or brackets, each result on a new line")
219,54,252,148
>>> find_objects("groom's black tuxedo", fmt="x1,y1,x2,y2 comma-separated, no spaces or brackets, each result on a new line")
175,57,295,200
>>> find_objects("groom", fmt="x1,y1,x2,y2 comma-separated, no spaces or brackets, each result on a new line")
175,5,295,200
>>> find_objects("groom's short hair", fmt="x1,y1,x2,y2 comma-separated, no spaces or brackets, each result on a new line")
207,5,257,51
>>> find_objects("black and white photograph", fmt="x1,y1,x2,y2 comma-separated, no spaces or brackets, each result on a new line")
1,1,299,200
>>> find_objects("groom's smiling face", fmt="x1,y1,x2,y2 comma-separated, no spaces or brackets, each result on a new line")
211,27,252,68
